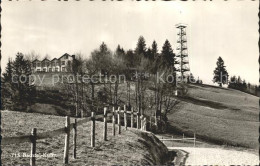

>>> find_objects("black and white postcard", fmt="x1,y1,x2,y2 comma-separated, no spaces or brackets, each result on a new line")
1,1,259,165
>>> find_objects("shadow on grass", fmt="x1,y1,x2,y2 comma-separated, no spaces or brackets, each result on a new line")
178,95,232,110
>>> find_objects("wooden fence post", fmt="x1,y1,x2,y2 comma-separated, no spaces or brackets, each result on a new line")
124,105,127,130
137,113,140,129
140,115,143,130
144,117,147,131
149,116,152,130
30,128,37,166
131,108,134,128
194,133,196,147
154,115,158,130
64,116,70,164
103,107,108,141
91,112,95,147
172,136,174,147
117,107,121,134
112,107,116,136
73,119,77,159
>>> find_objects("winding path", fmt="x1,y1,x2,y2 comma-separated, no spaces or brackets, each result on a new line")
169,147,259,165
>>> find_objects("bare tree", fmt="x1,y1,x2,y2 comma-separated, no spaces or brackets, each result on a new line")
24,50,41,62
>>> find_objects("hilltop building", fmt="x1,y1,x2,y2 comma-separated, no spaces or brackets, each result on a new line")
32,53,75,73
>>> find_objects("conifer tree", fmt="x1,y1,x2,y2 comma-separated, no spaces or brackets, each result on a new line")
134,36,147,66
2,58,14,109
213,56,229,87
151,40,158,58
160,39,176,70
2,53,35,111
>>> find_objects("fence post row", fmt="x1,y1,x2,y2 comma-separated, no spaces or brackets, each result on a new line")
29,106,152,166
63,116,70,164
103,107,108,141
73,119,77,159
30,128,37,166
18,106,166,166
91,112,95,147
112,107,116,136
117,107,121,134
131,108,134,128
124,105,127,130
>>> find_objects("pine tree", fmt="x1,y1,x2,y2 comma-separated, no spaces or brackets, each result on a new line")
2,53,36,111
213,56,229,87
151,40,158,57
12,52,35,111
134,36,147,66
2,58,14,110
3,58,13,82
237,76,242,89
160,39,176,70
147,40,158,61
135,36,147,56
146,47,152,60
125,50,135,68
115,45,125,58
91,42,113,75
228,75,237,89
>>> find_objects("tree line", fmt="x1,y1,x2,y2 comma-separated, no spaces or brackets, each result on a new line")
61,36,185,131
213,56,259,96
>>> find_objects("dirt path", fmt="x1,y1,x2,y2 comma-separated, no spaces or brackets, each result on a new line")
169,147,259,165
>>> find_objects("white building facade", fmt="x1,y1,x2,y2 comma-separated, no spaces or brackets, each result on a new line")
32,53,75,73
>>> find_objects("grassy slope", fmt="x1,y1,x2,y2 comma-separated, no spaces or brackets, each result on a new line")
23,73,260,150
1,111,171,165
167,84,259,149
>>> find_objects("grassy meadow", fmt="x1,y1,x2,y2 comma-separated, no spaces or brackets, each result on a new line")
166,84,259,150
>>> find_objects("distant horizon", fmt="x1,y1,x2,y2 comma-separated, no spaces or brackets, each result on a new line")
2,1,259,85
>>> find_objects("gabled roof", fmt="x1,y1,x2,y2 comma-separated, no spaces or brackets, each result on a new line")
32,59,41,63
58,53,71,60
42,58,50,62
51,58,58,61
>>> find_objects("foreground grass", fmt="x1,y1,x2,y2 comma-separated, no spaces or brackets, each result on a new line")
1,111,171,165
167,84,259,150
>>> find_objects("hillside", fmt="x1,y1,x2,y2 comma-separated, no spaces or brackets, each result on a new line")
167,83,259,149
19,72,260,150
1,111,172,165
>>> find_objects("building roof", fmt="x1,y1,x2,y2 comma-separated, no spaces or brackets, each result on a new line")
32,59,41,63
58,53,71,60
175,23,187,28
51,58,58,61
42,58,50,62
32,53,74,62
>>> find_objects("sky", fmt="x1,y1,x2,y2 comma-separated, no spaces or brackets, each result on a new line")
1,1,259,85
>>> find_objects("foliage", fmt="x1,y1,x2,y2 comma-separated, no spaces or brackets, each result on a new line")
91,42,113,75
2,53,36,111
159,39,176,70
228,75,259,96
213,56,229,87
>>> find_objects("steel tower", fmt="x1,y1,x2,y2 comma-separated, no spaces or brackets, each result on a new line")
175,23,190,80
